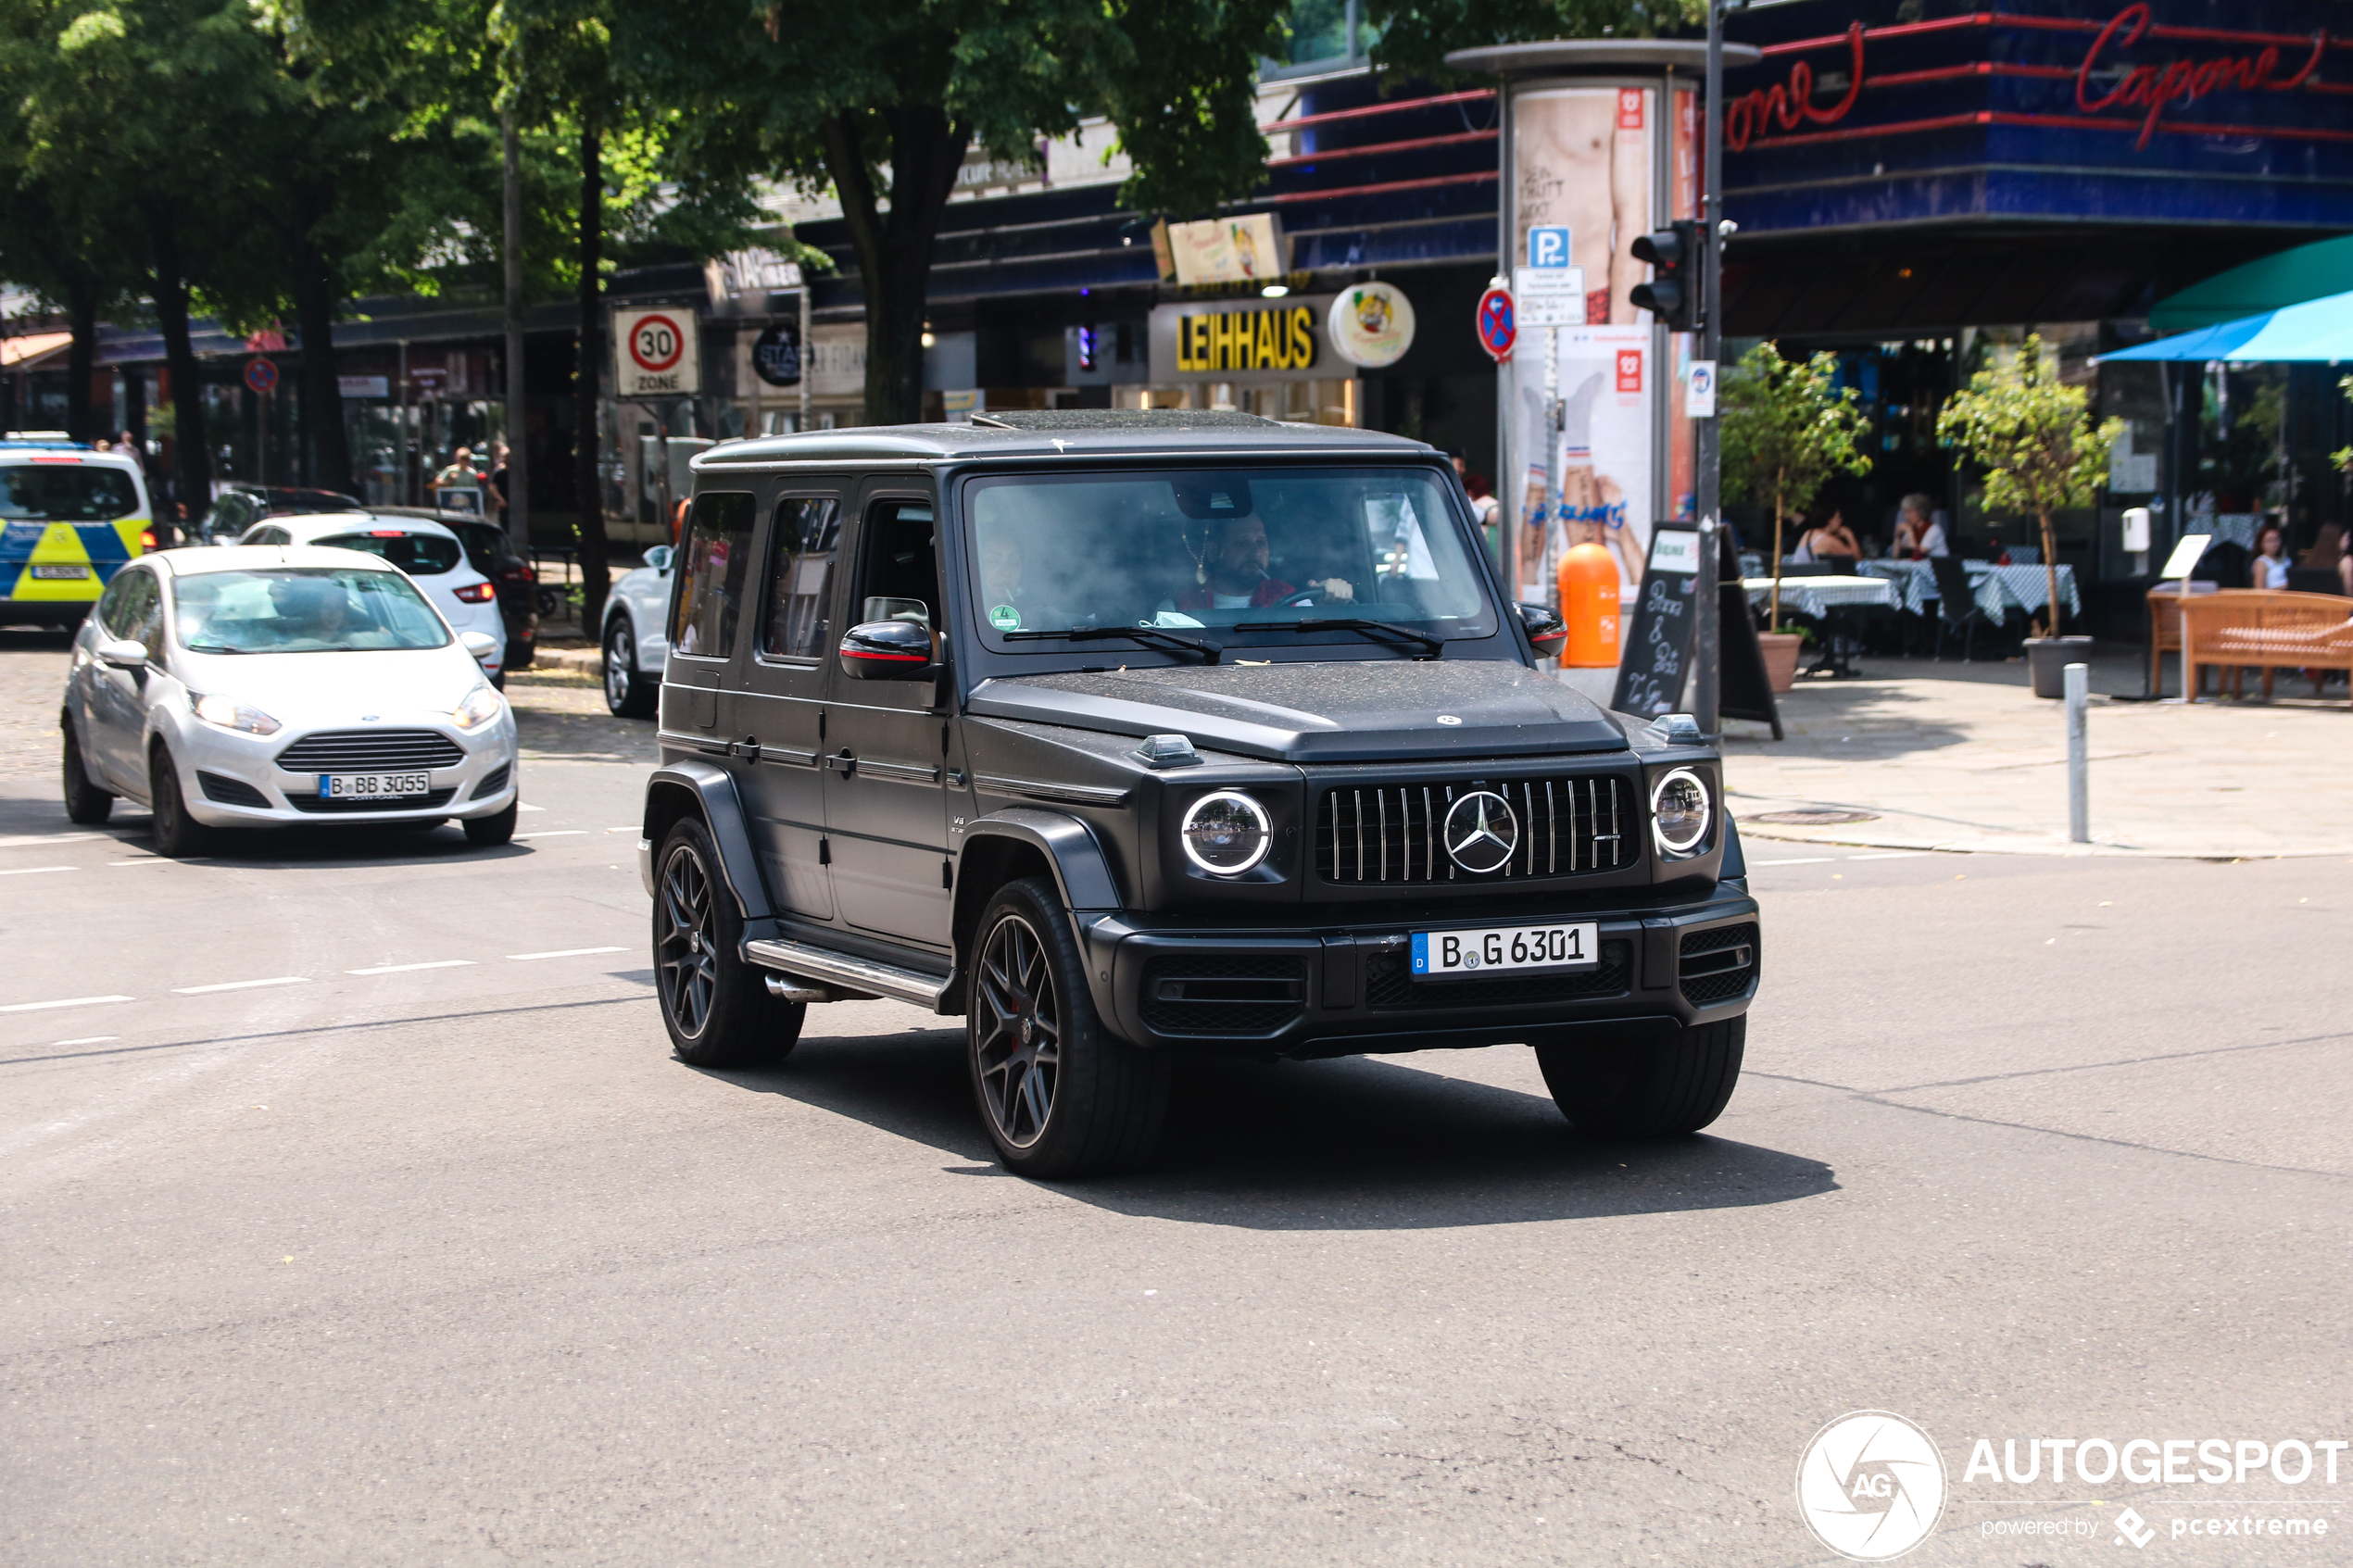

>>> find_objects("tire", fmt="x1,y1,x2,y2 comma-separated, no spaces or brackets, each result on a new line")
653,817,803,1068
1535,1017,1745,1138
489,670,507,693
463,800,518,846
148,744,212,858
967,876,1169,1179
61,719,113,824
604,617,656,719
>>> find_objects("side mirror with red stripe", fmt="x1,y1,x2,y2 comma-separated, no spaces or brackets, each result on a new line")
838,619,937,681
1516,599,1567,651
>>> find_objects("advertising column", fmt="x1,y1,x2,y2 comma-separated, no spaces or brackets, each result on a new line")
1506,81,1698,611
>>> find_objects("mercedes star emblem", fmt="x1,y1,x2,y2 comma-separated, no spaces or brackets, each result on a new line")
1442,790,1519,875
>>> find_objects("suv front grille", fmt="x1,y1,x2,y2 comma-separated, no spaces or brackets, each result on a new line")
1680,922,1759,1005
1364,941,1631,1010
1139,955,1308,1036
1317,775,1633,884
276,728,465,772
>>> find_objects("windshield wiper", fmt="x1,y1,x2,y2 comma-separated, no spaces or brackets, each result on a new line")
1005,625,1221,664
182,641,246,654
1235,618,1444,659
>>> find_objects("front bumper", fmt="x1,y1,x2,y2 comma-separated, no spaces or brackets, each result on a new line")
1077,885,1758,1057
173,712,519,827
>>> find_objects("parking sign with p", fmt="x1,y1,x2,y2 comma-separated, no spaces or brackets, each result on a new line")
1527,226,1572,270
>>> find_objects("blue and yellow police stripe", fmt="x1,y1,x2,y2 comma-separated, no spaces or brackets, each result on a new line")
0,518,143,604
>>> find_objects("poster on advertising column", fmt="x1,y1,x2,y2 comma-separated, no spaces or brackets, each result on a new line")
1510,85,1659,599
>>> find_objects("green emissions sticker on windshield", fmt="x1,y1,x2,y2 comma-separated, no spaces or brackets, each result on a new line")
988,604,1022,631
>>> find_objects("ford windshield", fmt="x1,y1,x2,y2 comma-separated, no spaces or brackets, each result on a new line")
963,468,1498,657
172,567,452,654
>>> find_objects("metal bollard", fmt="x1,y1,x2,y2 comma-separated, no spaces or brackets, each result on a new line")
2064,662,2089,844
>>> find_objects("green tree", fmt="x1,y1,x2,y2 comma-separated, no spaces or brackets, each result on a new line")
1935,333,2121,638
634,0,1290,425
1718,342,1870,632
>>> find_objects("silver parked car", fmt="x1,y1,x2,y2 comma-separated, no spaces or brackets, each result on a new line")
61,546,520,856
599,545,673,718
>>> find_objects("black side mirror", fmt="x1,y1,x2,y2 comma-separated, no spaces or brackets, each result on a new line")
838,619,937,680
1516,600,1567,652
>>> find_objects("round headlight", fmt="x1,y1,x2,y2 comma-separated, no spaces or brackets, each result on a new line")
1179,791,1272,875
1651,768,1711,855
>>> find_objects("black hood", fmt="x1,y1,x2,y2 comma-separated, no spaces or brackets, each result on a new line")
967,660,1628,763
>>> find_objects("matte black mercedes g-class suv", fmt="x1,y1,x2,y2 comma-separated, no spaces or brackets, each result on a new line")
639,411,1758,1177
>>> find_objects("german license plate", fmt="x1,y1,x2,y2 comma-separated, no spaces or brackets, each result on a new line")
1412,922,1599,978
29,563,88,579
320,771,432,800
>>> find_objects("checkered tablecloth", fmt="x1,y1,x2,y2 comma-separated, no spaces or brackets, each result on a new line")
1744,575,1897,620
1859,560,2080,621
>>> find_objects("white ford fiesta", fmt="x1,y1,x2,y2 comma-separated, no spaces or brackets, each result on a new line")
61,546,520,856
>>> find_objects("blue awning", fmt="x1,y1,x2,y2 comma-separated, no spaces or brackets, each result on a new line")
2102,289,2353,363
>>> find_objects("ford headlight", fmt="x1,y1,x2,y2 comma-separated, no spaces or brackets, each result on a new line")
192,693,282,735
1180,791,1272,875
451,684,505,732
1650,769,1711,855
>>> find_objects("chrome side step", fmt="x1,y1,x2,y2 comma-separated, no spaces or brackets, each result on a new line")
743,937,951,1010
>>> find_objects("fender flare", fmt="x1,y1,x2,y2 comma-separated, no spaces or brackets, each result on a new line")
1720,811,1747,879
643,759,773,921
959,806,1123,912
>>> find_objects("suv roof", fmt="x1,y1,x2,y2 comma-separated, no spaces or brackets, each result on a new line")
695,412,1432,470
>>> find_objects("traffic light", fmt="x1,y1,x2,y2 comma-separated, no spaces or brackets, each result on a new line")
1629,220,1702,332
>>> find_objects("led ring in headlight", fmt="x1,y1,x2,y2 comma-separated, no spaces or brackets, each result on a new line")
1650,768,1711,855
1179,791,1272,875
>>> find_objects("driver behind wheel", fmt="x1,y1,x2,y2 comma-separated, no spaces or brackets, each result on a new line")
1167,514,1353,612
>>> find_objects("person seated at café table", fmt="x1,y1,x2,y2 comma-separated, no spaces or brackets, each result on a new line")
2249,520,2292,590
1791,510,1861,565
1168,513,1354,612
1892,493,1949,560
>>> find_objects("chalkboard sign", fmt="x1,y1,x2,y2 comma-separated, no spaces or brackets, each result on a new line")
1716,529,1782,739
1610,529,1701,717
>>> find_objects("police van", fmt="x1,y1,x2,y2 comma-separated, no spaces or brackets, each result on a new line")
0,439,154,627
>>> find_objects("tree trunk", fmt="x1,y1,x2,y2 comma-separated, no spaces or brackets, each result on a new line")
2037,506,2062,637
64,275,98,445
573,118,612,637
822,106,971,425
1768,472,1786,633
146,206,208,542
290,229,355,494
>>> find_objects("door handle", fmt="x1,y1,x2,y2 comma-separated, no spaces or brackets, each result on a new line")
825,749,856,775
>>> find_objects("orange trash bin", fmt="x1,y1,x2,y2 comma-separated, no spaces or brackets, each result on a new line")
1557,542,1621,667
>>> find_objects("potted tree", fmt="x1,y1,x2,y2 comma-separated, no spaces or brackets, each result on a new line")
1718,343,1873,691
1935,334,2124,697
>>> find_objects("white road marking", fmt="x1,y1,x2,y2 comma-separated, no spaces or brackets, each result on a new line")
0,832,110,850
518,803,546,811
606,826,638,833
1752,856,1835,866
346,960,478,975
0,865,77,877
170,976,309,995
507,947,628,961
0,995,133,1014
512,831,586,840
53,1035,118,1047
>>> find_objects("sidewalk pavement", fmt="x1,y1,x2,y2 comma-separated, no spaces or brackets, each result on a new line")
1719,647,2350,859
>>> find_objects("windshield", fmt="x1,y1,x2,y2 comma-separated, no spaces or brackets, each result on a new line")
0,462,140,521
170,568,452,654
964,467,1496,654
317,531,463,575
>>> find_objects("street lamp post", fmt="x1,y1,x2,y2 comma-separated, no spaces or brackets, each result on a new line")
1691,0,1731,739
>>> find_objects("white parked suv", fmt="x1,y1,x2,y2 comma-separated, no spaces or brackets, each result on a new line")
236,512,508,685
598,544,673,717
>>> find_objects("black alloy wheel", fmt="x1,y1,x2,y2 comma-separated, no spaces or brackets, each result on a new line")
61,719,113,824
147,745,211,859
652,817,800,1068
973,912,1061,1151
965,877,1169,1179
605,618,655,719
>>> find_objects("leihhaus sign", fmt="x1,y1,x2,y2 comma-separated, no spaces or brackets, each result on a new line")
1148,297,1330,383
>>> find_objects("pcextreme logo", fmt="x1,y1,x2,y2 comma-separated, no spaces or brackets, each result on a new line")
1796,1411,1948,1561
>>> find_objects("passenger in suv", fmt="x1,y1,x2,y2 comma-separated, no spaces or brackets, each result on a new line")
638,412,1758,1178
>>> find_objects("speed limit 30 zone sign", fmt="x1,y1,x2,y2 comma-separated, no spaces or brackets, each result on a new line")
613,307,701,397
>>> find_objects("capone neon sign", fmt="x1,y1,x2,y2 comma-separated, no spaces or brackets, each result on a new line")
2075,4,2325,148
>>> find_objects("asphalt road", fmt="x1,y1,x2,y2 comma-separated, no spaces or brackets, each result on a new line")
2,632,2347,1566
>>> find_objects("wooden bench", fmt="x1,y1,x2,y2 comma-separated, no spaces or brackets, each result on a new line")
2180,590,2353,706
